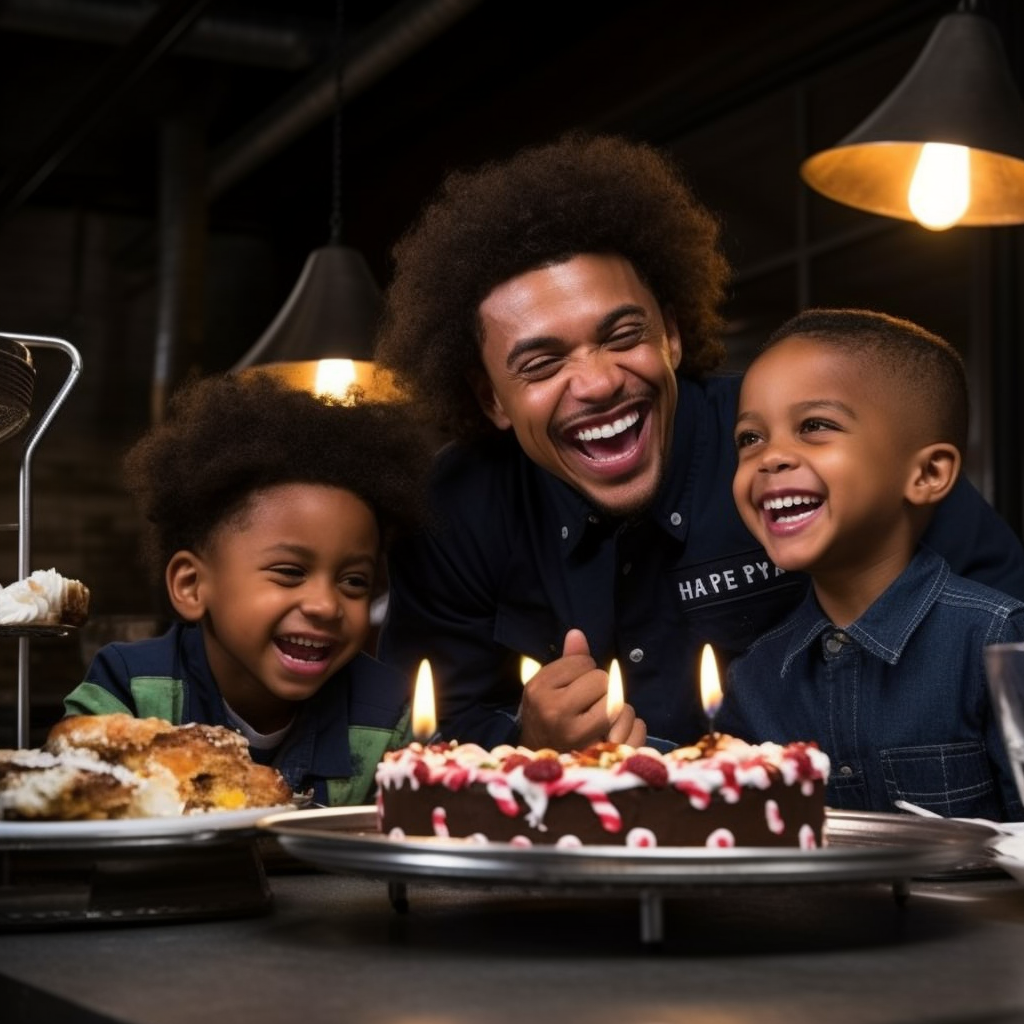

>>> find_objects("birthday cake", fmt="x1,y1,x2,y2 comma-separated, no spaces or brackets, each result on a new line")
375,735,830,849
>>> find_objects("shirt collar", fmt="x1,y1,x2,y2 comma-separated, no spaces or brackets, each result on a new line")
778,546,949,674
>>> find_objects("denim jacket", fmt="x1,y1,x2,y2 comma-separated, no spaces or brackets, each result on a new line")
717,545,1024,821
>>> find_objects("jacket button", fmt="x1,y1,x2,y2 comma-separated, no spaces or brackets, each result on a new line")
839,765,854,776
629,648,644,663
670,512,682,526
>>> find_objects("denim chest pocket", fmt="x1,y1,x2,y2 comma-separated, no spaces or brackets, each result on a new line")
879,741,1001,819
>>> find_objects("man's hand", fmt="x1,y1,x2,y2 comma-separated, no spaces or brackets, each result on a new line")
518,628,647,751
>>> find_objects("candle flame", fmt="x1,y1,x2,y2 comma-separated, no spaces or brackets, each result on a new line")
520,656,541,685
606,659,625,720
411,659,436,742
700,644,723,720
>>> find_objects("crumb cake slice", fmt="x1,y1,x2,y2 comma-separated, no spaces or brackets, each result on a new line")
45,714,293,814
376,736,830,849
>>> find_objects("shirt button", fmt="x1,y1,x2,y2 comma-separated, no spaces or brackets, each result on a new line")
622,562,632,575
825,638,843,654
669,512,682,527
588,514,599,524
839,765,854,776
629,648,644,663
560,526,569,539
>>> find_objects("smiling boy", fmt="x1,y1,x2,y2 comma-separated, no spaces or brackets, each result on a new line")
718,308,1024,820
63,372,431,806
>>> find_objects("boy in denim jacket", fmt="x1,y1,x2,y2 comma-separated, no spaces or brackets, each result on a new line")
718,308,1024,820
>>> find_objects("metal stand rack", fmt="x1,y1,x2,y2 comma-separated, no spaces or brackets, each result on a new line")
0,332,83,749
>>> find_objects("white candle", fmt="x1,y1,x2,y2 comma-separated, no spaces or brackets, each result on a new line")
411,659,436,743
700,644,723,732
606,658,625,720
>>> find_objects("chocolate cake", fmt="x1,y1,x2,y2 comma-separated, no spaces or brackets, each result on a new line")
376,735,830,849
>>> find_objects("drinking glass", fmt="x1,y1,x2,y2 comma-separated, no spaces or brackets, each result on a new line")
984,642,1024,804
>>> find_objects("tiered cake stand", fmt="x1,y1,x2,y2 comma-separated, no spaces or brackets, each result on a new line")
0,332,82,748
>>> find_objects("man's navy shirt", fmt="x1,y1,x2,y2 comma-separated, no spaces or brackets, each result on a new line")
380,374,1024,750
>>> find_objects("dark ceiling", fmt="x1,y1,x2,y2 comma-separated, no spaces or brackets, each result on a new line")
0,0,999,377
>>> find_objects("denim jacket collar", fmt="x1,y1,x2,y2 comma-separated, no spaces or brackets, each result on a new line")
779,545,949,676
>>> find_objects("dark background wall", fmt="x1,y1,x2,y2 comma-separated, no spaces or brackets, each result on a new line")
0,0,1021,743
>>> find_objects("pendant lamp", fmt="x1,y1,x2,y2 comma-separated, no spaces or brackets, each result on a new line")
800,3,1024,231
232,0,397,403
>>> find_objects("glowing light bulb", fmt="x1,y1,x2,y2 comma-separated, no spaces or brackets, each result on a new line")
314,358,357,401
908,143,970,230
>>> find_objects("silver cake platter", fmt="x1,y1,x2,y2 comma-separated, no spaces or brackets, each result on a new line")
259,806,997,943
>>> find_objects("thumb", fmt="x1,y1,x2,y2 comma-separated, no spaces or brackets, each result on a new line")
562,627,590,658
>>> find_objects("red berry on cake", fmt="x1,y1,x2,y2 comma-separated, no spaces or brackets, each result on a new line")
523,757,564,782
622,753,669,788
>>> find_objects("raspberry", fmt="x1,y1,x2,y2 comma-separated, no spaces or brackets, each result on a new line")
623,753,669,788
523,758,564,782
501,753,531,773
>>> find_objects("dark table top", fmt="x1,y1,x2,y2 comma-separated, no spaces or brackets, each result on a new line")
2,851,1024,1024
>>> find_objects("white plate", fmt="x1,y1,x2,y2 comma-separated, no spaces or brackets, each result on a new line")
0,803,297,849
991,834,1024,884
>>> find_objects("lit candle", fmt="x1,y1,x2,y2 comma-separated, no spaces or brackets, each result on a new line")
700,644,723,735
520,656,541,685
411,659,437,743
606,658,624,721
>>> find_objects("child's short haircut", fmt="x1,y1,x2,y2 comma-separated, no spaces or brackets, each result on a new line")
124,371,432,583
763,308,968,453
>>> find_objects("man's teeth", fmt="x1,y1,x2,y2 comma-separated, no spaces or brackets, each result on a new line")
575,410,639,443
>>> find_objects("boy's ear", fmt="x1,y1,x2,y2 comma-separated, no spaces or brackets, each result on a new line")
468,368,512,430
905,443,961,506
165,550,207,622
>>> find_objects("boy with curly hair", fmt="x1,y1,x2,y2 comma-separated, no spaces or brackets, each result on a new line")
374,130,1024,755
63,372,431,806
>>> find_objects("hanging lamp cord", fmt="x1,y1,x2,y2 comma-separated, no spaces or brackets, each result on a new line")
329,0,346,246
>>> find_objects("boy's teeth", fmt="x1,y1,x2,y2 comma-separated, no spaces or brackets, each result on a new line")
762,495,821,511
575,410,639,443
280,635,328,648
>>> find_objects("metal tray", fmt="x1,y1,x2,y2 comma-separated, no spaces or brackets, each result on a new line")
259,806,995,890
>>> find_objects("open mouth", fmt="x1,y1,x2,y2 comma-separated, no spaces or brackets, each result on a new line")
762,494,823,524
274,635,333,663
569,408,643,463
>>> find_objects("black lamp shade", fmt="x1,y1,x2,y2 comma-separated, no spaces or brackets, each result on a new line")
232,244,381,370
801,12,1024,226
